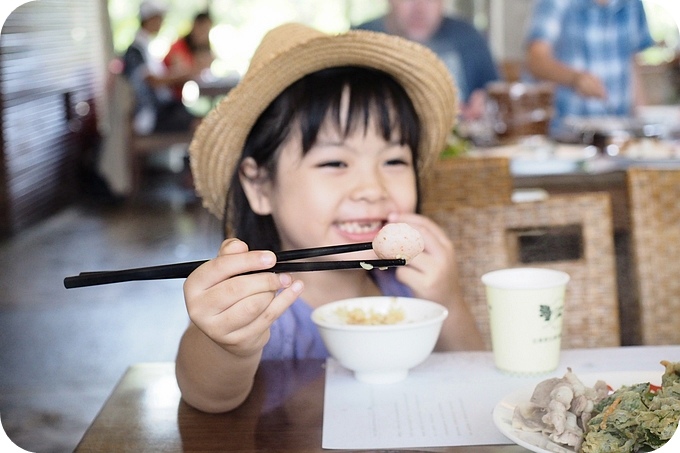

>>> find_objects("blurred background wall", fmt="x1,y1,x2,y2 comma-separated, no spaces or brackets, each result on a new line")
0,0,111,236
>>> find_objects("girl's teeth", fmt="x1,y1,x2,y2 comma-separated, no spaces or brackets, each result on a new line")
338,221,382,234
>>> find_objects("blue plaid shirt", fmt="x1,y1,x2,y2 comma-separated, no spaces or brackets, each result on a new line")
525,0,654,132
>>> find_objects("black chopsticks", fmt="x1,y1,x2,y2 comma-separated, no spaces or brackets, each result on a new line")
63,241,405,289
275,241,372,261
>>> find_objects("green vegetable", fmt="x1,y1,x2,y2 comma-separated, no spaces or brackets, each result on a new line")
581,361,680,453
441,127,471,158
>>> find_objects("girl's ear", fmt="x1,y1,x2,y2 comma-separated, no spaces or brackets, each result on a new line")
239,157,273,215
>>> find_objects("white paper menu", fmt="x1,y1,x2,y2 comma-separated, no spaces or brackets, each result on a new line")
322,351,529,449
321,347,680,450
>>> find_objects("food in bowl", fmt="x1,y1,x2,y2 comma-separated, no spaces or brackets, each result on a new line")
372,223,424,262
334,302,405,325
311,296,448,384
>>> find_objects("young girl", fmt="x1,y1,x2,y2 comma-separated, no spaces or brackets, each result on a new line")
175,23,484,413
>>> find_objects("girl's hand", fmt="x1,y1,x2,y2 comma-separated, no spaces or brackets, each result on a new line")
386,212,458,304
388,213,484,350
183,239,303,358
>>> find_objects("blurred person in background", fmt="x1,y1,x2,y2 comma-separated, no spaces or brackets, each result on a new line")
524,0,655,136
163,12,215,103
122,0,198,134
355,0,499,121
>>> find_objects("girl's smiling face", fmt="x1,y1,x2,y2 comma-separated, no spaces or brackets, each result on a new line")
242,91,418,252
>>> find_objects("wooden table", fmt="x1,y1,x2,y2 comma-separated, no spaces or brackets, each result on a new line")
74,360,526,452
76,346,680,452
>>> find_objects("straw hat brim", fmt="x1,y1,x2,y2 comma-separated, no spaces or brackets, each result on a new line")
190,24,458,220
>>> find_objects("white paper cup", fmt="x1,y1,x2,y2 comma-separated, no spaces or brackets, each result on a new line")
482,268,570,375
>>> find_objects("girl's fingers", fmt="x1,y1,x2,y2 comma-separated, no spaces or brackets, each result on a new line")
218,237,249,256
181,237,306,355
387,212,453,264
184,239,278,296
187,271,291,318
196,278,303,353
389,212,451,249
387,212,456,297
211,279,304,348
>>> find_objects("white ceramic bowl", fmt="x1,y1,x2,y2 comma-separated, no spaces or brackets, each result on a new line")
311,296,448,384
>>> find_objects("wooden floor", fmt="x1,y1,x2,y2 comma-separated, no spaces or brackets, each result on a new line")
0,171,223,452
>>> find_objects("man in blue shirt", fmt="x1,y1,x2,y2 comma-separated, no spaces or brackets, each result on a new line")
356,0,499,121
525,0,655,136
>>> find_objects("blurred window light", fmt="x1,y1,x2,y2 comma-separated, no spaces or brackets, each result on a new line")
109,0,387,74
181,80,199,104
642,0,680,64
148,37,170,60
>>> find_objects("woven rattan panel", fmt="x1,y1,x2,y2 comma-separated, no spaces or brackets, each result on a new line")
627,168,680,345
432,192,620,350
420,156,513,215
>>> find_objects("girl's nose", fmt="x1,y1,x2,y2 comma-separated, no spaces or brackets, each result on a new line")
349,169,388,202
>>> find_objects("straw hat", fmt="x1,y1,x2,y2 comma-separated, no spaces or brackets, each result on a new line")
190,23,458,220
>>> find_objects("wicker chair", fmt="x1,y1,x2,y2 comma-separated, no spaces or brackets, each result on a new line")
431,192,620,350
627,168,680,345
420,156,513,215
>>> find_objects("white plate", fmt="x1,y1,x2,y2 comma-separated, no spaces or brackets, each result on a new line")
492,371,661,453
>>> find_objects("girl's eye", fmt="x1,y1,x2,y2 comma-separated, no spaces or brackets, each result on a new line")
317,161,347,168
385,158,411,167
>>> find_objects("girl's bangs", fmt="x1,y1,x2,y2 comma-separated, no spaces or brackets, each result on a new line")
295,67,420,160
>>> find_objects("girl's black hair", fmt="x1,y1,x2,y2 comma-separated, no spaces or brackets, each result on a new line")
226,66,422,251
